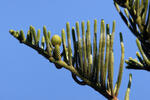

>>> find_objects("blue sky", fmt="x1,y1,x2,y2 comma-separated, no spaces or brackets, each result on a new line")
0,0,150,100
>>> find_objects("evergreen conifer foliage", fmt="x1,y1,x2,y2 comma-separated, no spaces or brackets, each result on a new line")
10,19,132,100
114,0,150,71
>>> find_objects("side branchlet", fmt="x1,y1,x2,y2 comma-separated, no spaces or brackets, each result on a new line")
114,0,150,71
9,19,131,100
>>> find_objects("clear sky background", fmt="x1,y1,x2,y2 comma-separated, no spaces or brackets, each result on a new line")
0,0,150,100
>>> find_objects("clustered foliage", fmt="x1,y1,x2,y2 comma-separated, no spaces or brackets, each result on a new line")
10,20,130,100
9,0,150,100
114,0,150,71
